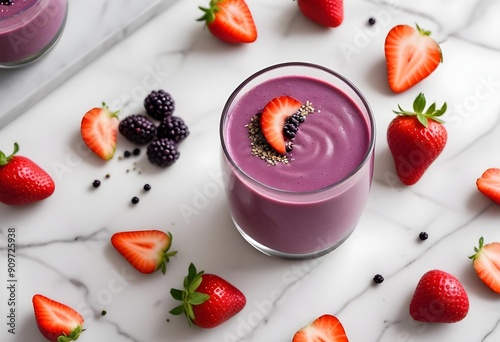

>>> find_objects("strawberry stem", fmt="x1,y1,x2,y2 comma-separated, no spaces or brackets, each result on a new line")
469,236,484,260
393,92,447,128
57,325,84,342
169,263,210,327
197,0,222,24
0,142,19,166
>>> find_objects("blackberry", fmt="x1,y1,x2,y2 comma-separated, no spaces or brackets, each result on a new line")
131,196,139,204
283,113,305,139
147,138,180,167
157,116,190,142
144,90,175,120
119,115,156,144
143,184,151,191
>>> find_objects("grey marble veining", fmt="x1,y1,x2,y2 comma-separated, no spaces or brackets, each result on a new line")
1,0,500,341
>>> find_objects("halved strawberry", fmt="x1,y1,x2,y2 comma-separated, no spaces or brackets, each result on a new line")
476,168,500,204
469,237,500,294
384,24,442,93
32,294,84,342
260,96,302,155
292,314,349,342
197,0,257,44
80,103,119,160
111,230,177,274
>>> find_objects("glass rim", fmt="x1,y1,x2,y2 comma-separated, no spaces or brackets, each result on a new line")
220,61,376,195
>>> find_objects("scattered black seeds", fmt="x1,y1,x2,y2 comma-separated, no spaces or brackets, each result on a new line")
143,184,151,191
101,310,107,316
373,274,384,284
368,17,376,25
124,150,131,158
419,232,429,240
92,180,101,188
105,174,111,179
133,148,141,156
131,196,139,204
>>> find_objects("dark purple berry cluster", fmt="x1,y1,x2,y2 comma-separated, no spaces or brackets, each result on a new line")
144,90,175,120
119,89,189,167
119,115,156,144
283,112,306,139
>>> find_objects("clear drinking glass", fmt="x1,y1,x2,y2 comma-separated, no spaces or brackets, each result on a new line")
0,0,68,68
220,62,376,259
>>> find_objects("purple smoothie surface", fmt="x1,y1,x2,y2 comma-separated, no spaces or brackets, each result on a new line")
225,75,371,192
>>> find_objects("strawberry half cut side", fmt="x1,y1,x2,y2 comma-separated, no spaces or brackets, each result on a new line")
469,237,500,294
260,96,302,155
292,314,349,342
476,168,500,205
80,102,119,160
384,24,442,93
197,0,257,44
32,294,84,342
111,230,177,275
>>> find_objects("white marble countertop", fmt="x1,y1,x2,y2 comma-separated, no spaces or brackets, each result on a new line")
0,0,179,128
1,0,500,341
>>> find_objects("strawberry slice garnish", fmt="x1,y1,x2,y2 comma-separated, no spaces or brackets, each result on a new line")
384,24,442,93
260,96,302,155
32,294,84,342
111,230,177,275
292,314,349,342
469,237,500,294
476,168,500,204
80,103,119,160
197,0,257,44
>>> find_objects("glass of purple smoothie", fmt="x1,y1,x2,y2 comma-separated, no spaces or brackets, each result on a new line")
0,0,68,68
220,62,375,259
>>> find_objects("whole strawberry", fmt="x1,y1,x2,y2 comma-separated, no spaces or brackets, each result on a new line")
0,143,55,205
169,263,246,328
387,93,447,185
297,0,343,28
409,269,469,323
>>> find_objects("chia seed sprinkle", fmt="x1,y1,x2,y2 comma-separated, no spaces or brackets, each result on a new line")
246,101,314,165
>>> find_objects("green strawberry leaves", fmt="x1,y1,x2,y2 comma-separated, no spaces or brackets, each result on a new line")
169,263,210,327
393,92,447,128
0,142,19,166
57,325,84,342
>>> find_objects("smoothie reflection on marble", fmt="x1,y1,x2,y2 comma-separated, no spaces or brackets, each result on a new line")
0,0,67,67
221,63,376,259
